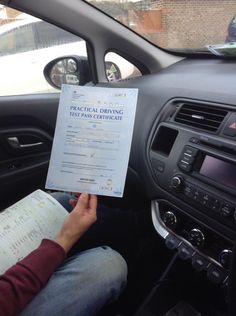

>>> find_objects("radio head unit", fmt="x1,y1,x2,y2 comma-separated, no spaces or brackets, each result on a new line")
149,122,236,231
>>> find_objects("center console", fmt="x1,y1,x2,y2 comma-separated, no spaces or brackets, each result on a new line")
149,99,236,286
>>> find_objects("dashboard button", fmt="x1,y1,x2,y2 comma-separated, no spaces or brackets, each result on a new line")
171,176,184,190
207,265,227,284
220,202,234,217
183,146,198,157
192,189,204,203
184,183,195,198
209,198,222,212
178,243,195,260
181,154,195,164
165,234,181,250
151,158,165,173
189,137,199,144
163,211,177,229
178,161,192,172
188,228,205,248
202,193,213,208
192,254,210,271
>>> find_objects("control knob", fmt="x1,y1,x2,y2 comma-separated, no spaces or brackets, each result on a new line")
171,175,184,190
188,228,205,248
219,249,232,269
162,211,177,229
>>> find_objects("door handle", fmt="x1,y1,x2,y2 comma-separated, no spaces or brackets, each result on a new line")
7,137,43,149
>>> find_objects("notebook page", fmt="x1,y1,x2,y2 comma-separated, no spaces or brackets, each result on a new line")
0,190,67,274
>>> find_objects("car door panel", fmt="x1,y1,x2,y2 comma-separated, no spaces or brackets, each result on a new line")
0,93,60,209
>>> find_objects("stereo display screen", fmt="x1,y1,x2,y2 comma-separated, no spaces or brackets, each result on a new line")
199,155,236,190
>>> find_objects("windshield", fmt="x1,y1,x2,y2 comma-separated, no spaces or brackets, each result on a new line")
86,0,236,53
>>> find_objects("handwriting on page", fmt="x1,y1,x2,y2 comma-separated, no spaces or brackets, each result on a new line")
0,190,67,274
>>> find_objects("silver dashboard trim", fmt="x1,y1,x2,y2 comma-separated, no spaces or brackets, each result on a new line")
151,200,169,239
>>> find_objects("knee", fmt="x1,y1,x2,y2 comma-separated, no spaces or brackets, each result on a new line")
101,246,127,283
93,246,128,300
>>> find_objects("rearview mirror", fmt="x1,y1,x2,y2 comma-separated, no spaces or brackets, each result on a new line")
44,56,91,90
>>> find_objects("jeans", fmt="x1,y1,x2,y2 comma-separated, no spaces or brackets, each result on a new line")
20,192,128,316
20,246,127,316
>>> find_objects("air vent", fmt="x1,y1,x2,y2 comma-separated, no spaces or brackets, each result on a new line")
175,103,228,132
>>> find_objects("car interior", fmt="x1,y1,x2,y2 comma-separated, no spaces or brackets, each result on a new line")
1,0,236,315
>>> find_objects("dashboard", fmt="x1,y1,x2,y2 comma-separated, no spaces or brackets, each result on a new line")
113,57,236,286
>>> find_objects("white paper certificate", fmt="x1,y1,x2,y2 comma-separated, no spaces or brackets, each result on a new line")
46,85,138,197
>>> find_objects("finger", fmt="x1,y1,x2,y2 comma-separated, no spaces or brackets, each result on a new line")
78,192,89,207
89,194,97,211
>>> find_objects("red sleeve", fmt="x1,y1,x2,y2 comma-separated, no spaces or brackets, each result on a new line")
0,239,66,316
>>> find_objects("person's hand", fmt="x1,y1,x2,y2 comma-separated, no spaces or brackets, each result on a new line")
55,193,97,253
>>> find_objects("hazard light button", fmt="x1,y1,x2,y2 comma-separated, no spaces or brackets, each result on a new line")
223,115,236,137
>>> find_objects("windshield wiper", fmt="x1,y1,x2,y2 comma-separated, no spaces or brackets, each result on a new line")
207,42,236,57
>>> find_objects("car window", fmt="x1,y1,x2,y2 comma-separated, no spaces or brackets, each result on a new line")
0,24,35,56
35,21,80,49
0,7,88,96
87,0,236,53
0,6,142,96
105,52,141,81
